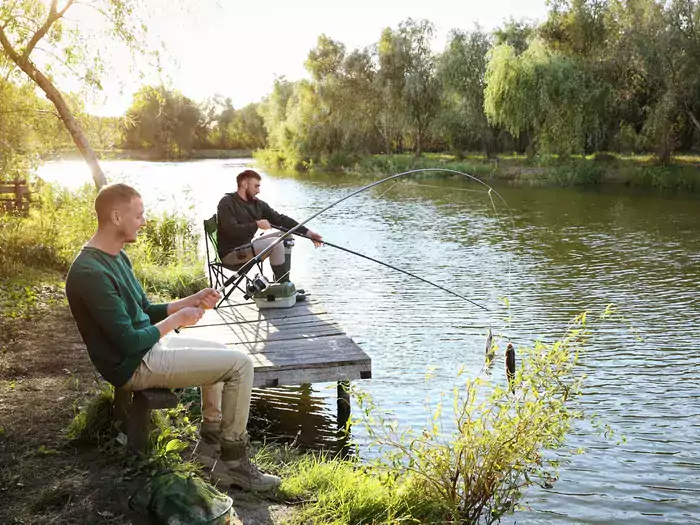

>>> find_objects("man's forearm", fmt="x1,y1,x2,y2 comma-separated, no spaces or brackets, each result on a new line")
166,295,198,315
155,313,184,338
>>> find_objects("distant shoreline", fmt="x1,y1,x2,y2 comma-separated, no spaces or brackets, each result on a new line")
49,149,254,162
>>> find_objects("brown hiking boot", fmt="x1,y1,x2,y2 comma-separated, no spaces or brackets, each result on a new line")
192,421,221,468
210,435,281,492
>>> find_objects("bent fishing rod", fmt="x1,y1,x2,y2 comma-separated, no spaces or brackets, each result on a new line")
271,225,487,311
217,168,511,310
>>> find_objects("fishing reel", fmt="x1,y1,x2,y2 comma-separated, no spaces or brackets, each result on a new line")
243,273,270,300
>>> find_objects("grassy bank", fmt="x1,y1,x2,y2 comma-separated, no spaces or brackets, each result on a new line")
0,182,207,318
255,150,700,191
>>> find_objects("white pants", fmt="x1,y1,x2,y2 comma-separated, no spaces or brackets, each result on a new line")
124,335,253,441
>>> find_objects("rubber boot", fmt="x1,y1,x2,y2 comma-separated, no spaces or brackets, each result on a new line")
271,256,291,283
271,238,294,283
272,240,306,300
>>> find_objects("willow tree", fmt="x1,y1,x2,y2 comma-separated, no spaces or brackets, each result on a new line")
0,1,160,189
485,39,596,157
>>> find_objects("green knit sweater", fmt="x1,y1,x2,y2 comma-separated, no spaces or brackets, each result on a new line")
66,247,168,387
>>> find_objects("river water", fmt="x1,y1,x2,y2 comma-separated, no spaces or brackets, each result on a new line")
39,159,700,524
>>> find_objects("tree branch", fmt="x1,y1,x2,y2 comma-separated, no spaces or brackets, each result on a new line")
22,0,75,60
34,46,83,79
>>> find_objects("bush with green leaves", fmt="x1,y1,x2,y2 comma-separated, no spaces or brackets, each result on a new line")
278,310,616,524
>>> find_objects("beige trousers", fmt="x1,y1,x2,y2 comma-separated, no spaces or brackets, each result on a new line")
221,230,286,267
124,335,253,441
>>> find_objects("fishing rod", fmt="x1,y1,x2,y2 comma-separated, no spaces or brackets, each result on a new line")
271,225,488,311
217,168,512,311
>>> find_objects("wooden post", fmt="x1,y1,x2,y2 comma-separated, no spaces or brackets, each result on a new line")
129,392,152,453
337,381,351,432
113,388,178,453
113,388,132,435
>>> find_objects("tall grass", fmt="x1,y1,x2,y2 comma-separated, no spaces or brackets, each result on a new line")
0,182,207,303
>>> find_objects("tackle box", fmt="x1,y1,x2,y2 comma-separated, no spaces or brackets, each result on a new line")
253,282,298,309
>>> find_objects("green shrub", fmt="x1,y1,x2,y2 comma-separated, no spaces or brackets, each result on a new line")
546,160,604,186
280,310,616,525
635,165,700,191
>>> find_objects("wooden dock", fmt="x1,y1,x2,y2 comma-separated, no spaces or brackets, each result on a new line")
181,296,372,389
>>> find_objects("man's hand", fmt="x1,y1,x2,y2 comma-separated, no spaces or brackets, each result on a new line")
195,288,221,309
176,306,205,327
307,231,324,248
256,219,271,230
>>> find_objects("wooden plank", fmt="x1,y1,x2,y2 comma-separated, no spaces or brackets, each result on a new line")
210,301,327,323
193,309,334,329
233,334,365,355
184,320,344,344
253,364,371,387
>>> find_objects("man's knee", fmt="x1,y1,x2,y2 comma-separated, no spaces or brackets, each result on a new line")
225,350,253,379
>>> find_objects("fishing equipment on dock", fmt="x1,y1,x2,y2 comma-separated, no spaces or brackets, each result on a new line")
251,281,301,309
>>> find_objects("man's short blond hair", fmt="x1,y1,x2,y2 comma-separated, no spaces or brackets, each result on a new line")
95,183,141,225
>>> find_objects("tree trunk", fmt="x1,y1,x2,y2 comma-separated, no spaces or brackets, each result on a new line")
686,107,700,135
0,29,107,189
415,126,423,158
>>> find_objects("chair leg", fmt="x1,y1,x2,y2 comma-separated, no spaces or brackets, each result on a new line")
217,273,244,307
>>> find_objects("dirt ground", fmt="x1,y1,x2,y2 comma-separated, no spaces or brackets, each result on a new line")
0,294,293,525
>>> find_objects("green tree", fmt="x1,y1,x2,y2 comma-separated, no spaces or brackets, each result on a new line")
377,19,441,157
0,1,184,188
485,39,599,156
122,86,205,158
258,77,295,152
493,18,536,54
437,28,496,157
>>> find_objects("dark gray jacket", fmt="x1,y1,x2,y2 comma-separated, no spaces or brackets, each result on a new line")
216,192,308,258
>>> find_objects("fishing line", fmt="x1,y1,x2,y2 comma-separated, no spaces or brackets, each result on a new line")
271,225,489,311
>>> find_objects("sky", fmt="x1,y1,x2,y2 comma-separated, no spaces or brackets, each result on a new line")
77,0,549,116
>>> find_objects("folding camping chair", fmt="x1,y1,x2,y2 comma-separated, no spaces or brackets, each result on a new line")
203,214,266,307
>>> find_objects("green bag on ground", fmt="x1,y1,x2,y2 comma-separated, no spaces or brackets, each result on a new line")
129,471,234,525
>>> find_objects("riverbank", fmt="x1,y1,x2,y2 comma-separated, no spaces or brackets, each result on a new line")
0,179,620,524
254,150,700,192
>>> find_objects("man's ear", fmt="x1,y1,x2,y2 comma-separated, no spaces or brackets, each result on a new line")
111,208,121,225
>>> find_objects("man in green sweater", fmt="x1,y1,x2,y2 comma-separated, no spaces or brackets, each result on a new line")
66,183,279,492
